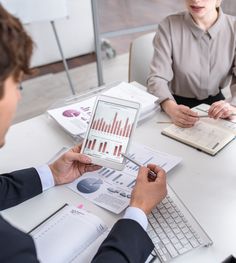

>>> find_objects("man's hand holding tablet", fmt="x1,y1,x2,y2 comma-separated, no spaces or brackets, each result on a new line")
81,95,140,170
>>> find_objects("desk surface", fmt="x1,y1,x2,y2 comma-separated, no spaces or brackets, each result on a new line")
0,112,236,262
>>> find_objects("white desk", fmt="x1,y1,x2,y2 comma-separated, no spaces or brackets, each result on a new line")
0,112,236,262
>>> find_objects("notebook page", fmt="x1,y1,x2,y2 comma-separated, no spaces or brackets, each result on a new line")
162,121,235,155
31,205,107,263
193,104,236,135
72,229,109,262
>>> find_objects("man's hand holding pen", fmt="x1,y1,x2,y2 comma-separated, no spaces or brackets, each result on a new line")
122,153,158,181
130,165,167,215
122,153,167,214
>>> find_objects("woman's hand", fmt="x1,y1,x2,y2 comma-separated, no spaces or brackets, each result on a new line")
208,100,234,119
161,99,199,127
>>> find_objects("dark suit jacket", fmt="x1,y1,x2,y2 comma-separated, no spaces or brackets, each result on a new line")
0,169,154,262
0,168,42,210
0,215,39,263
92,218,154,263
0,168,42,262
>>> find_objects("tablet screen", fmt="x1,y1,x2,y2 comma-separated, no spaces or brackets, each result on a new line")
83,99,139,164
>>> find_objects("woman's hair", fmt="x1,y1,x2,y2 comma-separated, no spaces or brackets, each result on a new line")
0,4,33,98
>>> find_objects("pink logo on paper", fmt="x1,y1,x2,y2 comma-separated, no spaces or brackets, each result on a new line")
62,109,80,117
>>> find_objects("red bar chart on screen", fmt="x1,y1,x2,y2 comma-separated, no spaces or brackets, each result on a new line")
83,98,139,164
91,112,133,137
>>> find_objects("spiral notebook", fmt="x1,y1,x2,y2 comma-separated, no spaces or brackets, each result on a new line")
29,204,108,263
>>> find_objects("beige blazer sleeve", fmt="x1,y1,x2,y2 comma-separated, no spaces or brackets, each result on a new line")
230,50,236,106
147,18,174,103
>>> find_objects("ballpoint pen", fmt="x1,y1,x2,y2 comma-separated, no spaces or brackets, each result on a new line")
121,153,157,181
156,113,236,124
156,115,211,124
198,113,236,117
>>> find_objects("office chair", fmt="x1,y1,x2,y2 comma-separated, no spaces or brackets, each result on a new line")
221,0,236,16
128,32,156,86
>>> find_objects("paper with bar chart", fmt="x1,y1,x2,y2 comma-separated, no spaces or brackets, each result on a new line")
83,100,138,164
68,143,182,214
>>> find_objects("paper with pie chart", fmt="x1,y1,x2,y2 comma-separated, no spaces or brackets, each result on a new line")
47,82,159,137
68,143,182,214
47,97,96,136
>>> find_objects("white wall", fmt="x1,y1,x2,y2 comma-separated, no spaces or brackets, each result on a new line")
23,0,94,67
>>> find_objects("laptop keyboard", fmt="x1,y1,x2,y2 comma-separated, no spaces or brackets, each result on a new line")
147,195,203,262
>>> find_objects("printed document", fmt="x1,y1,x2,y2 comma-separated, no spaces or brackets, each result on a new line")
67,143,181,214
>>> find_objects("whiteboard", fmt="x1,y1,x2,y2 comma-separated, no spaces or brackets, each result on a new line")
1,0,68,23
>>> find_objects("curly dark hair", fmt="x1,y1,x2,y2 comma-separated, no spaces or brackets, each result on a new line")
0,4,33,98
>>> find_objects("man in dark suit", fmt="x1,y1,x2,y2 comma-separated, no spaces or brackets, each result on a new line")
0,4,167,263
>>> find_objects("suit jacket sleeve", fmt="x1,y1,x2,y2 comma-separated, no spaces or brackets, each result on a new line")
92,219,154,263
0,168,42,210
0,215,39,263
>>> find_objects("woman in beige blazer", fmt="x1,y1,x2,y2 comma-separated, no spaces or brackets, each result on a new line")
147,0,236,127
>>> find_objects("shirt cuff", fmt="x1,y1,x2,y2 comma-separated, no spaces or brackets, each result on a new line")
35,165,55,191
123,206,148,231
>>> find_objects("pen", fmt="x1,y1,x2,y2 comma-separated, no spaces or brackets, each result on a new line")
156,115,209,124
156,113,236,124
121,153,157,181
156,121,173,124
197,115,209,118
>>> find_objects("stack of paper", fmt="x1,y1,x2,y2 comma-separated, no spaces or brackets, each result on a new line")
47,82,159,137
104,82,158,121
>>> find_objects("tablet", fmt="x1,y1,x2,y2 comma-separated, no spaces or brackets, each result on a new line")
81,95,140,170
